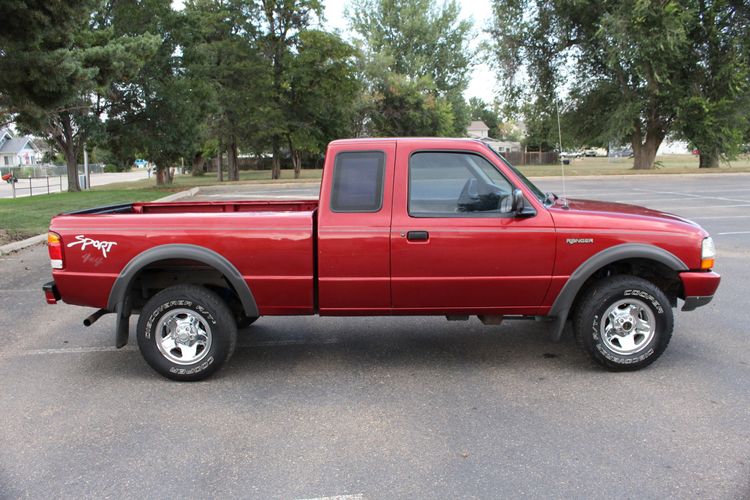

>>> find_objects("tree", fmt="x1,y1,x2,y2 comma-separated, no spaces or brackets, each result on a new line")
285,30,360,177
105,0,210,185
0,0,158,191
183,0,272,182
369,73,455,136
261,0,322,179
348,0,473,137
677,1,750,167
488,0,694,169
468,98,502,138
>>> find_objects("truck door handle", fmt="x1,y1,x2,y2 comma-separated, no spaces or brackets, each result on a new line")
406,231,429,241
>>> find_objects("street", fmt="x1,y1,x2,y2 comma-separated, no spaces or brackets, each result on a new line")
0,174,748,498
0,170,151,199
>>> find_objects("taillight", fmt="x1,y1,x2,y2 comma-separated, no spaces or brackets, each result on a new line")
48,232,63,269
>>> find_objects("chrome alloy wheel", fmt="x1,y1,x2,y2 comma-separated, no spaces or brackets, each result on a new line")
155,308,212,365
600,298,656,355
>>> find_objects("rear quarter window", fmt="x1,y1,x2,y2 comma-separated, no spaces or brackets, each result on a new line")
330,151,385,212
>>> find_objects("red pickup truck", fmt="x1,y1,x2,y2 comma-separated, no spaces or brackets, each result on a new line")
43,138,720,380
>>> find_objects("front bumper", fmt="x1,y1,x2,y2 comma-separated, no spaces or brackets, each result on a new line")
679,271,721,311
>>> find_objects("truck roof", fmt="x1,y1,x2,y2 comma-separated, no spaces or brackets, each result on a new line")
329,137,489,147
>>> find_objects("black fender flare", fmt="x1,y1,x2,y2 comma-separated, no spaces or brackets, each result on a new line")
107,244,259,318
547,243,687,341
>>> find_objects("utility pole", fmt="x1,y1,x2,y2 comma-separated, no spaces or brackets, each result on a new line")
83,147,90,190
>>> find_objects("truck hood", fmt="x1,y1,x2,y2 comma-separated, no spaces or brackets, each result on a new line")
550,197,702,230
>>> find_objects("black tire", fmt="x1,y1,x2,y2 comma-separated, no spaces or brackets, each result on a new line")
573,275,673,371
136,284,237,381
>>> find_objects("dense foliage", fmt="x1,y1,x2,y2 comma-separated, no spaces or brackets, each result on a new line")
1,0,748,188
488,0,750,169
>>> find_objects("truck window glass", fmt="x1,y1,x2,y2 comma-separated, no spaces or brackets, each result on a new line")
409,152,513,217
330,151,385,212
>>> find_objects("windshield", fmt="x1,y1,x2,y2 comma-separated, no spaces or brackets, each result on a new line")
484,143,547,203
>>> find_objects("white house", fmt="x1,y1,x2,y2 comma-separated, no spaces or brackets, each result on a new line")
0,128,41,167
467,120,490,139
482,137,522,153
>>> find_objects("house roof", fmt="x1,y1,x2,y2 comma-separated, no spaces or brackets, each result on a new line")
0,136,36,154
468,120,490,132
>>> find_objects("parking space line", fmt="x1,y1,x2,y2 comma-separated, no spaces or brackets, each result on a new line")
691,215,750,220
297,495,364,500
717,231,750,235
0,338,342,358
614,202,750,210
633,187,749,203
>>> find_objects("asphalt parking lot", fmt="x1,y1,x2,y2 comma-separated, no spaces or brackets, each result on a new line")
1,173,749,499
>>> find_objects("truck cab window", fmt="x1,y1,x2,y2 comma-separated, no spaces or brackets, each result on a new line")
330,151,385,212
409,152,513,217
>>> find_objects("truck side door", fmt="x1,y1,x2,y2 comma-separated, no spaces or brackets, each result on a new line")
389,145,556,315
317,141,396,314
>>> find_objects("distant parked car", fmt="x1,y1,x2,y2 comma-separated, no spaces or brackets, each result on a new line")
583,149,598,157
610,147,633,158
561,151,582,158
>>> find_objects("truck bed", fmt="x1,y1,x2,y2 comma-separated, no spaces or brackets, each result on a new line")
67,199,319,215
51,199,319,315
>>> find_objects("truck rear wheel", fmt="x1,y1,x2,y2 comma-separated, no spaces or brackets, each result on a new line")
136,284,237,381
573,275,673,371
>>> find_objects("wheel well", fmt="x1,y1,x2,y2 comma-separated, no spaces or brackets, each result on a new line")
569,258,682,320
125,259,247,322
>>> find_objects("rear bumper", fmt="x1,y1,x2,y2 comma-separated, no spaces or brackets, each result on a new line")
43,281,60,305
679,271,720,311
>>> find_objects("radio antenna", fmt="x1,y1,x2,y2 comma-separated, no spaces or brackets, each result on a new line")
555,98,569,209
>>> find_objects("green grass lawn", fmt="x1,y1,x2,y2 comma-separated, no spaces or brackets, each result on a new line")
518,155,750,177
0,188,167,245
517,154,750,177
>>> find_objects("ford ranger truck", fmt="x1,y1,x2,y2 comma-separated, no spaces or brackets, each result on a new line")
42,138,721,381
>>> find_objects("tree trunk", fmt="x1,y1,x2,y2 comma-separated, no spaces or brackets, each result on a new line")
191,152,204,176
287,135,301,179
217,147,223,182
631,121,665,170
156,165,173,185
64,142,80,192
227,137,239,181
57,113,80,192
293,150,301,179
699,148,720,168
271,138,281,179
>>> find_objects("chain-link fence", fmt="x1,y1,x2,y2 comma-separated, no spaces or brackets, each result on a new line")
0,163,105,198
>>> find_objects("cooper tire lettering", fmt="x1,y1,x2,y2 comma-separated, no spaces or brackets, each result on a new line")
136,285,237,381
574,276,673,372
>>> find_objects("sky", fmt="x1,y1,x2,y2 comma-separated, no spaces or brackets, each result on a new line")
323,0,496,100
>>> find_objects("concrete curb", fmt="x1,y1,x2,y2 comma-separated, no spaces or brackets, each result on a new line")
152,186,200,202
0,187,201,256
0,234,48,256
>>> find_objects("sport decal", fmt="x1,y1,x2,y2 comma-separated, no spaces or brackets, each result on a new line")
66,235,118,258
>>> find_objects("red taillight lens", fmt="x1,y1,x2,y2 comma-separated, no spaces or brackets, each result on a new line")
48,232,63,269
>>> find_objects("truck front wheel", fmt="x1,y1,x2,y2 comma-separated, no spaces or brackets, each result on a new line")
573,276,673,371
136,285,237,381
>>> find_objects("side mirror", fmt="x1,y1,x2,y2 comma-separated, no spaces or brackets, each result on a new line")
511,188,525,213
511,188,536,217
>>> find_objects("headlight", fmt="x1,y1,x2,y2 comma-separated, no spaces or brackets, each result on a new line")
701,237,715,270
